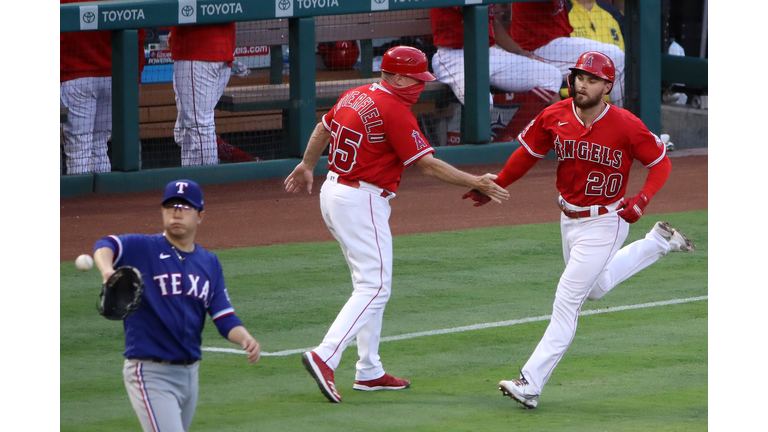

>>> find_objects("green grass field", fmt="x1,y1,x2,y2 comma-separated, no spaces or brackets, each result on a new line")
61,210,707,431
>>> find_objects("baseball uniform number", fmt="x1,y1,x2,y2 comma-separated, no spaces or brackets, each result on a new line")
329,120,363,173
585,172,623,197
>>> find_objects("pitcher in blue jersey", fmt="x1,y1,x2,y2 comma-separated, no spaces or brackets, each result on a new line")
93,179,261,432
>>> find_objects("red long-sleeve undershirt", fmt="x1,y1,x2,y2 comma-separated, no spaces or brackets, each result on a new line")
494,147,672,200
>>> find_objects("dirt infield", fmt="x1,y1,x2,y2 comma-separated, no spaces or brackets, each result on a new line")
60,151,707,262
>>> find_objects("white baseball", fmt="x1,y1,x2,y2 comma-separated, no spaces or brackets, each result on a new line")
75,254,94,271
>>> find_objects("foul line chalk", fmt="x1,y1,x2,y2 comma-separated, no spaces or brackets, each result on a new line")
203,295,708,357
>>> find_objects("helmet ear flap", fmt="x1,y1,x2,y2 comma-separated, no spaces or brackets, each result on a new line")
567,72,575,98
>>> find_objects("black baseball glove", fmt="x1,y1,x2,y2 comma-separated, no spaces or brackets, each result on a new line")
98,266,144,320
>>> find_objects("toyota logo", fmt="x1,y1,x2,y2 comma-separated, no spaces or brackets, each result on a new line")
82,11,96,23
181,5,194,16
278,0,291,11
374,0,386,4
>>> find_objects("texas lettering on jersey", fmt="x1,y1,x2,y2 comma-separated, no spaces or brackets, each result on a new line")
153,273,212,306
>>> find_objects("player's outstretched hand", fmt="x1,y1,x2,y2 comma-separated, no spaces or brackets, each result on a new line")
284,163,314,194
462,189,491,207
473,174,509,204
242,337,261,364
616,192,649,224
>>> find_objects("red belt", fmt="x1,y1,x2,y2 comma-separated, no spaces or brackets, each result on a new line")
337,176,391,198
559,202,609,219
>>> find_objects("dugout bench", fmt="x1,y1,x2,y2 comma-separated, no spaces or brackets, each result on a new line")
137,10,456,148
221,10,458,147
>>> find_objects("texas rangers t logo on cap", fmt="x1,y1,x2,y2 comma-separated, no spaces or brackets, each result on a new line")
175,182,190,194
163,179,204,210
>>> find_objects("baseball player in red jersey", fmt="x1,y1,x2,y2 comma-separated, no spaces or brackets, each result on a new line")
431,6,562,105
510,0,626,107
60,0,145,174
430,6,562,143
168,23,236,166
285,46,509,403
464,52,694,409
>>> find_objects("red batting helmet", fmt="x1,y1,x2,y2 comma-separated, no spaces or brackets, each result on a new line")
319,41,360,70
567,51,615,95
380,46,436,82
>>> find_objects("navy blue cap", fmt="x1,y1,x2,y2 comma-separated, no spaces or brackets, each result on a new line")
162,179,204,210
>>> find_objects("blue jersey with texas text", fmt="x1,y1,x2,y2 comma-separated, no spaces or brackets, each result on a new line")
94,233,243,362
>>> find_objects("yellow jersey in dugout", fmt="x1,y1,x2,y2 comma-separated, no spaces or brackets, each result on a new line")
567,0,625,52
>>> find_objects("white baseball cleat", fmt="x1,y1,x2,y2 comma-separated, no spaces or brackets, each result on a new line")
499,376,539,409
652,221,695,252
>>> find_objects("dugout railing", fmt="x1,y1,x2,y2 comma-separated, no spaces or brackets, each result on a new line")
60,0,664,197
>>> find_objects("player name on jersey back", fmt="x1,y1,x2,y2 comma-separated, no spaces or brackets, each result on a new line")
334,86,385,143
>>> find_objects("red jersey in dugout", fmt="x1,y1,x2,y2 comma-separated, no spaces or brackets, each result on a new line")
511,0,573,51
431,6,496,49
170,23,236,63
322,83,435,193
60,0,146,82
517,100,666,207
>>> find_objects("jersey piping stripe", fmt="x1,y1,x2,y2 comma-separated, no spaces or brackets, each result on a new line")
371,83,390,94
531,87,554,103
403,148,435,166
433,50,465,103
645,147,667,168
321,113,331,132
570,102,584,126
518,135,546,159
135,363,160,432
539,217,623,389
323,195,384,364
109,235,124,264
594,103,610,123
212,308,235,320
570,101,611,127
190,61,205,164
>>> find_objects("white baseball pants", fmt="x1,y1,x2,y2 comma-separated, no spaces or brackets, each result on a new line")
533,37,626,107
173,60,231,166
60,77,113,174
313,172,396,381
123,359,199,432
520,197,671,396
432,45,562,106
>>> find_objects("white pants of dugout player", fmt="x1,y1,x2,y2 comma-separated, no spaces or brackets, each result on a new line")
432,45,562,107
314,172,396,381
520,197,672,396
123,359,199,432
173,60,231,166
533,37,626,108
60,77,112,175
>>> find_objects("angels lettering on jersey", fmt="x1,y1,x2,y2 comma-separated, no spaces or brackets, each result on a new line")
552,136,623,169
517,100,666,206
